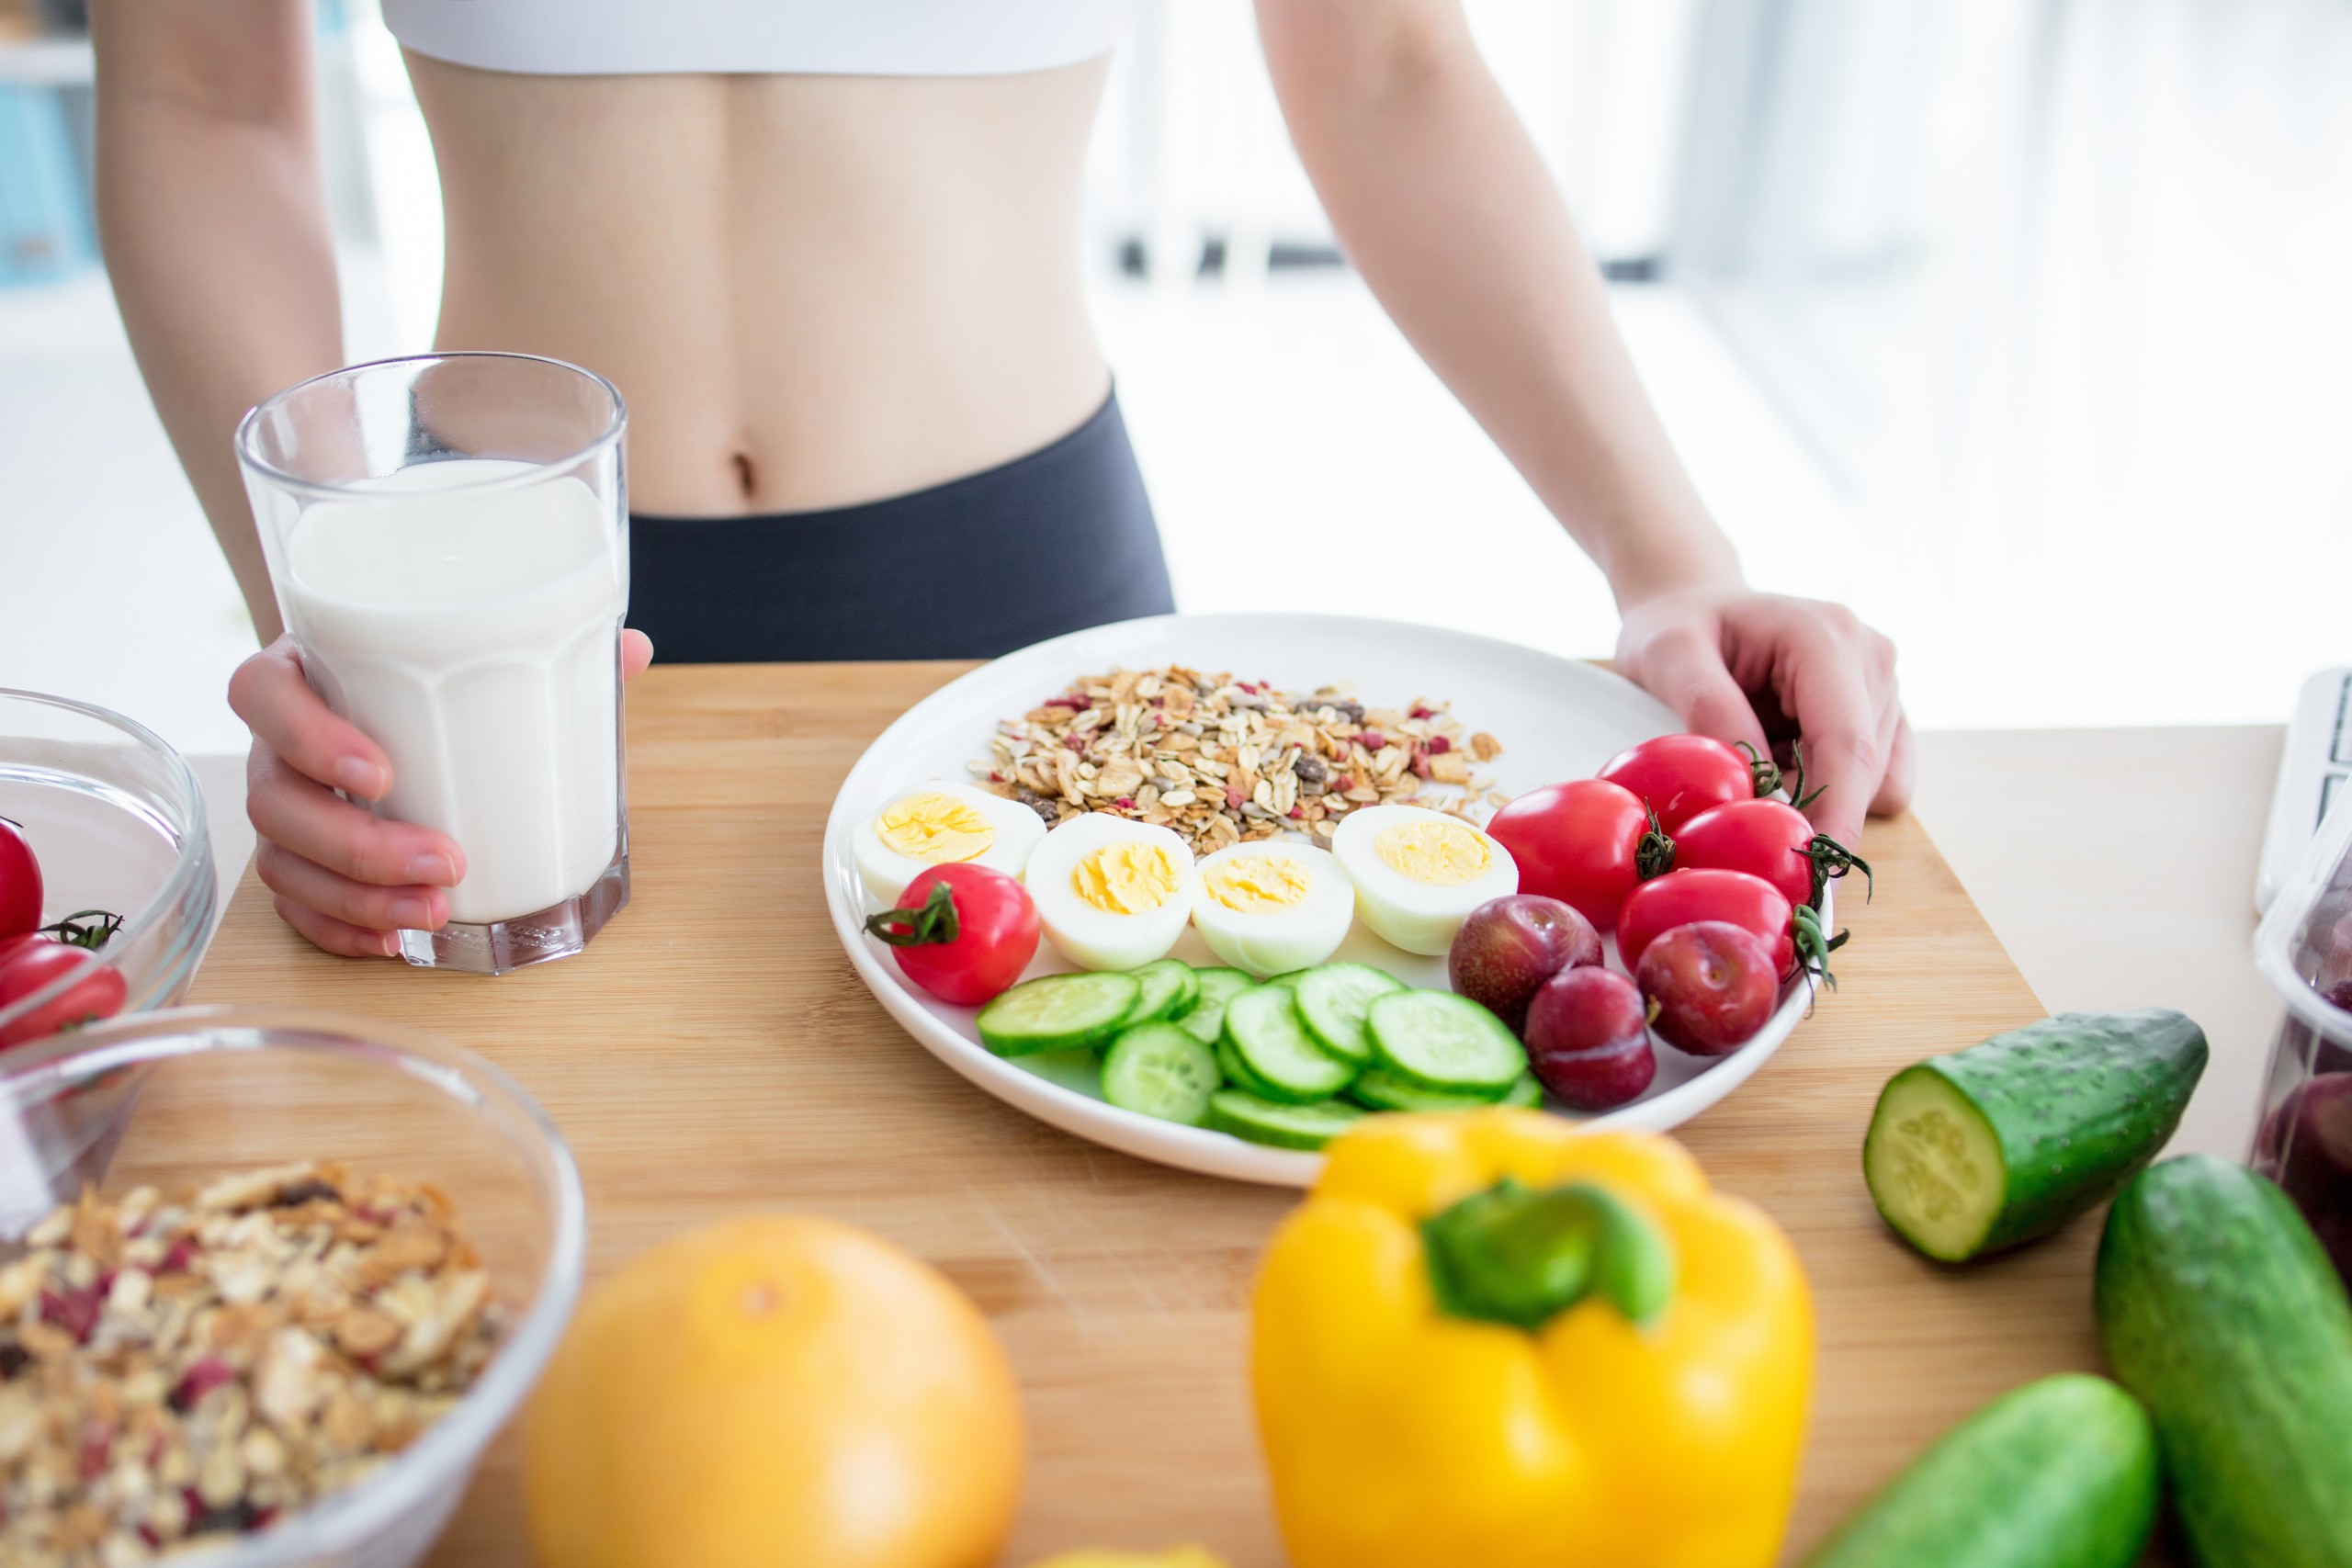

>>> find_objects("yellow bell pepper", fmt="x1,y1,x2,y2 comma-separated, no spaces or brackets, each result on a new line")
1251,1111,1814,1568
1023,1551,1227,1568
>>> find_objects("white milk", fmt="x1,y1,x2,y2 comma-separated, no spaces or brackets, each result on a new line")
277,459,624,926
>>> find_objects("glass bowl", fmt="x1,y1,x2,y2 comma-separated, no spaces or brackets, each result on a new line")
0,1008,586,1567
0,689,218,1046
2252,792,2352,1286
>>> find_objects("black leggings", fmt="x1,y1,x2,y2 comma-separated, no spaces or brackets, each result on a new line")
625,391,1175,661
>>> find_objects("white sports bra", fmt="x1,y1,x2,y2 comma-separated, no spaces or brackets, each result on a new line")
381,0,1138,78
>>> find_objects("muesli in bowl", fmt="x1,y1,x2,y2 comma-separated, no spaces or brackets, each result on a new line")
0,1008,582,1568
0,1164,500,1562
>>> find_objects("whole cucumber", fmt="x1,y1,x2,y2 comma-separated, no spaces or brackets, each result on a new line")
2096,1155,2352,1568
1864,1009,2206,1261
1801,1373,2155,1568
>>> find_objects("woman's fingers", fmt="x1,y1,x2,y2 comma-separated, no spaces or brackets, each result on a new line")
239,628,651,958
254,839,448,934
270,895,401,960
1773,608,1883,850
621,628,654,680
1873,712,1918,817
245,744,464,889
227,638,393,801
1624,621,1772,759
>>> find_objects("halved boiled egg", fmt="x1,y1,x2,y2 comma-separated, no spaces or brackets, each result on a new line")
1330,804,1518,955
1191,842,1354,977
855,780,1047,904
1025,814,1199,971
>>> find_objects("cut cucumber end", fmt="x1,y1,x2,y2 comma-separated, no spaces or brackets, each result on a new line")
1865,1066,2007,1261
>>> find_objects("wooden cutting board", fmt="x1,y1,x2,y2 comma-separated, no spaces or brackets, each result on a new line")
187,662,2119,1567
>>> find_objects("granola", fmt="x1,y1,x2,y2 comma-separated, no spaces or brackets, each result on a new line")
973,666,1506,856
0,1162,501,1566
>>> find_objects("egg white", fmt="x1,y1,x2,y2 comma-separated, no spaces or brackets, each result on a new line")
1190,842,1355,977
1329,803,1519,956
854,779,1048,904
1025,813,1199,972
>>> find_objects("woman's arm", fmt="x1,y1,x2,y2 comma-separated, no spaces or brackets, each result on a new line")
92,0,344,644
1256,0,1912,844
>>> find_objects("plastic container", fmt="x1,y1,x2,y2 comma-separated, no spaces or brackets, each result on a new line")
2251,794,2352,1286
0,1008,585,1567
0,688,217,1045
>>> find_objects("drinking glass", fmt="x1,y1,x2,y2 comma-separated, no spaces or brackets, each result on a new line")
236,353,630,975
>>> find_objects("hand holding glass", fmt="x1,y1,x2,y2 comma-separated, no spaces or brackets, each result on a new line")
236,354,630,974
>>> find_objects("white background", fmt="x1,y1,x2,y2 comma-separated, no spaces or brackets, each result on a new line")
1,0,2347,761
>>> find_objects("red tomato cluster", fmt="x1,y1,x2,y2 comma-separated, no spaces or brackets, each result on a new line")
0,818,129,1049
1453,733,1869,1110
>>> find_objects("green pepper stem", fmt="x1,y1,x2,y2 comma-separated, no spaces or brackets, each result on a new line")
1422,1179,1676,1331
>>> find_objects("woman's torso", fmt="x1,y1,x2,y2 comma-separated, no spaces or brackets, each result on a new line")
405,52,1114,517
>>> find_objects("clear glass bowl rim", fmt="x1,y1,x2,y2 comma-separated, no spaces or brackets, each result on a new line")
0,1005,588,1566
2255,792,2352,1047
0,686,214,1033
232,351,628,502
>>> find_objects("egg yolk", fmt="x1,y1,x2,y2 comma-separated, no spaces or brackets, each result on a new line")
1203,854,1313,915
1071,840,1184,915
875,792,995,864
1374,819,1492,886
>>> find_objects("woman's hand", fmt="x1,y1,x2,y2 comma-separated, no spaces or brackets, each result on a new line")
229,631,655,957
1614,586,1914,851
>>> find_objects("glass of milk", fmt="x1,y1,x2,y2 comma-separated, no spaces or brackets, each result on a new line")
236,354,630,975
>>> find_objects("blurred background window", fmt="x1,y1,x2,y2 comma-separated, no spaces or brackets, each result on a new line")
0,0,2345,756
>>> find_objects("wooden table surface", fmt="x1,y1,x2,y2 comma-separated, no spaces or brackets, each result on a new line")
184,664,2277,1566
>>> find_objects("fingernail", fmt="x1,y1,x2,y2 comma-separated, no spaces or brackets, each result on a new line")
390,896,436,930
405,853,458,886
335,757,387,797
374,931,402,958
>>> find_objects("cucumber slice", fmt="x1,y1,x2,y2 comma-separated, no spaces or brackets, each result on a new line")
1102,1021,1221,1126
1364,989,1526,1093
976,971,1142,1056
1293,962,1406,1066
1206,1089,1365,1151
1261,970,1309,990
1347,1068,1542,1114
1865,1010,2208,1262
1123,959,1201,1027
1498,1072,1544,1110
1349,1066,1512,1113
1175,967,1257,1046
1216,1035,1284,1100
1223,986,1355,1104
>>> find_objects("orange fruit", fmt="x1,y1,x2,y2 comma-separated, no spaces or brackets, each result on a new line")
525,1214,1023,1568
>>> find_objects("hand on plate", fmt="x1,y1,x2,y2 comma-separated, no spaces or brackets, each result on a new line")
230,630,655,958
1613,585,1913,849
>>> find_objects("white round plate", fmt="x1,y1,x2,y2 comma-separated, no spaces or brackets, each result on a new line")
824,613,1821,1186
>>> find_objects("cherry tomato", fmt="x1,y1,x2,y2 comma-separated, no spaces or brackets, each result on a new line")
1596,734,1758,833
0,937,128,1049
0,818,40,941
864,863,1039,1007
1617,868,1794,976
1487,779,1665,931
1671,798,1826,910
